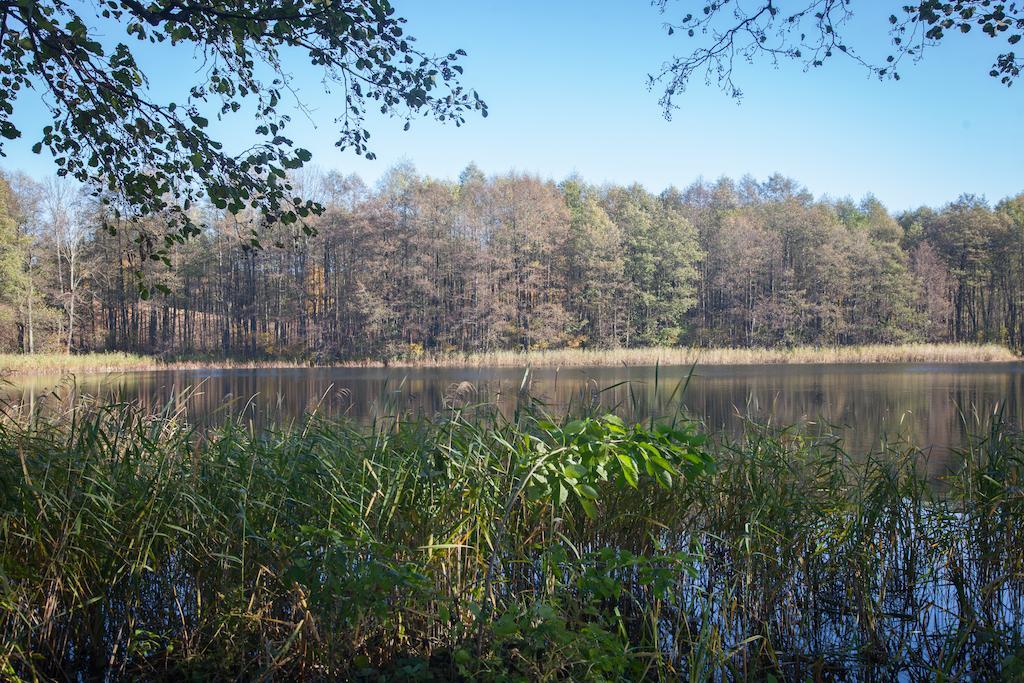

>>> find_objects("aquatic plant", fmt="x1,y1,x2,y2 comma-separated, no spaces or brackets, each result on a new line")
415,342,1020,368
0,399,1021,680
0,342,1017,377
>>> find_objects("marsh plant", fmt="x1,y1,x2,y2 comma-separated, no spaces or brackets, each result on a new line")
0,397,1023,680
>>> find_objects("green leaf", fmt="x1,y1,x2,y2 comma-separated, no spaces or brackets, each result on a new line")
564,420,586,435
602,414,625,427
563,463,587,481
556,480,569,506
649,453,675,473
492,613,517,637
616,454,639,488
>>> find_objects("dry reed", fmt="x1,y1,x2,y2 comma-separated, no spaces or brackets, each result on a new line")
1,343,1017,377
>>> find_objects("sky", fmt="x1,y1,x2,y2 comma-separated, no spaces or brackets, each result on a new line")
3,1,1022,211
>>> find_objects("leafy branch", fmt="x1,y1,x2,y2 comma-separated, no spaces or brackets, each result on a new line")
651,0,1022,109
0,0,486,279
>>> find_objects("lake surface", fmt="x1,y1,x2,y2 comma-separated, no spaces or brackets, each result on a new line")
5,362,1023,461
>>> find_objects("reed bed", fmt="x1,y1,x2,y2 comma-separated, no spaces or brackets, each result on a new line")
416,342,1019,368
0,352,155,375
0,398,1023,680
2,343,1018,377
0,353,320,375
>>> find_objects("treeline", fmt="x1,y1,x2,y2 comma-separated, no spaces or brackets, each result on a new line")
1,164,1023,358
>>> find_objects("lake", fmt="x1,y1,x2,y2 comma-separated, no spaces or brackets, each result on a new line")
5,362,1023,460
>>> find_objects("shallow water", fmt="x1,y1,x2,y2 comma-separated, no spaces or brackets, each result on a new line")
5,362,1023,458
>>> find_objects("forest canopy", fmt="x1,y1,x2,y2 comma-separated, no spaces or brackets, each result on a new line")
2,165,1022,358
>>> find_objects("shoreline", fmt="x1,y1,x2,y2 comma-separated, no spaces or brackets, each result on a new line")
0,343,1019,376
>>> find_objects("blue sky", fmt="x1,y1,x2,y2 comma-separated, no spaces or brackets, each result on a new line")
4,1,1022,210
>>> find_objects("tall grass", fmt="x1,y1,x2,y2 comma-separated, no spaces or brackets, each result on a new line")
417,342,1019,368
0,352,154,375
2,342,1018,377
0,398,1022,679
0,352,323,375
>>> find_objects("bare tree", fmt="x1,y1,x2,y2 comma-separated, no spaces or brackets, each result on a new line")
42,177,89,354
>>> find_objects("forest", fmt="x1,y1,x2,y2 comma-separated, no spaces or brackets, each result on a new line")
2,164,1023,360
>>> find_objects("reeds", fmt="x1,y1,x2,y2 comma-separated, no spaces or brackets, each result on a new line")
0,352,154,375
0,352,321,375
0,399,1022,679
2,342,1017,376
418,342,1020,368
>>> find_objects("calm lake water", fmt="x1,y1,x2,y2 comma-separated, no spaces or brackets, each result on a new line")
5,362,1023,458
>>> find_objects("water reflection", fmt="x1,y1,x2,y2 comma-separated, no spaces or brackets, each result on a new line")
5,362,1023,457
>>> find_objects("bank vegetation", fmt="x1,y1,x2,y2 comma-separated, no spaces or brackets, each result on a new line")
0,399,1022,679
